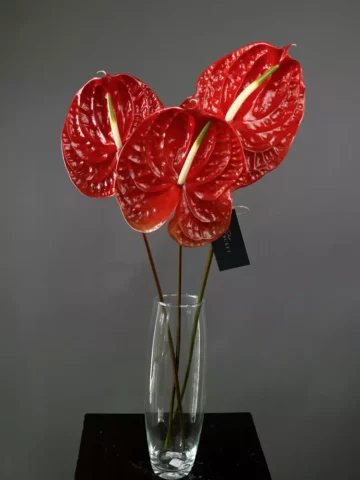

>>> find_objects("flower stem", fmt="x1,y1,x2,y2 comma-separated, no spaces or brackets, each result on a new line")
176,245,183,367
167,323,185,449
176,245,182,370
142,234,185,448
142,233,163,302
173,246,213,422
164,245,182,449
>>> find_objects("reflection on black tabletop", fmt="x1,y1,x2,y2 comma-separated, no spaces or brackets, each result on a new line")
75,413,271,480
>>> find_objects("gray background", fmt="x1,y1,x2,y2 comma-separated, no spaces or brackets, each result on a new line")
2,0,360,478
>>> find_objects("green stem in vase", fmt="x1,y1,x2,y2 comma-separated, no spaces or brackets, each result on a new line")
142,233,163,302
167,322,185,449
176,245,183,370
164,245,183,449
173,246,213,422
142,234,185,448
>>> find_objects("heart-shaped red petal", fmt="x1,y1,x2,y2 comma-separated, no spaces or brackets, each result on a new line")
61,73,163,197
181,43,284,118
181,42,305,188
116,107,245,245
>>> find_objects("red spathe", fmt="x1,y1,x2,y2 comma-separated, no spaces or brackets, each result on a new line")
115,108,246,247
181,42,305,187
61,73,163,198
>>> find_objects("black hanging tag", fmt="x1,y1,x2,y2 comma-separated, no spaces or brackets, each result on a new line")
212,209,250,271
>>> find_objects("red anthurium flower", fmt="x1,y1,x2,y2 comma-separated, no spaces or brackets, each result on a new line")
181,42,305,187
61,73,163,197
115,107,247,247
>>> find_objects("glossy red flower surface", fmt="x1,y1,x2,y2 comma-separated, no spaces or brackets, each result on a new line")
61,73,163,197
181,42,305,187
115,108,247,247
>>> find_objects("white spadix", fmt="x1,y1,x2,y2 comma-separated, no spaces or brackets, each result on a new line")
225,64,279,122
177,121,212,186
106,93,122,151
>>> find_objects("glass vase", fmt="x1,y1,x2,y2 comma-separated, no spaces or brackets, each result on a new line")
144,294,206,479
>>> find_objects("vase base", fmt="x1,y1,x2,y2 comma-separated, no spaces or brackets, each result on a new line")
150,449,196,479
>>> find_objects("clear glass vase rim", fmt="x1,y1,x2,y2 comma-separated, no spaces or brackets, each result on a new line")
155,293,205,308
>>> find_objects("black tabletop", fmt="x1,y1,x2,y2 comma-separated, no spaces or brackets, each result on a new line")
75,413,272,480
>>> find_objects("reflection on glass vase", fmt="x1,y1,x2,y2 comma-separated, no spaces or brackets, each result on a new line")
145,294,206,479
